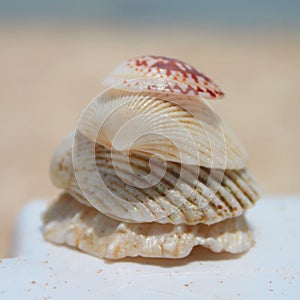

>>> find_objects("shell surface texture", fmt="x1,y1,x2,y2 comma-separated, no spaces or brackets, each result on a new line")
102,55,224,99
75,88,248,169
44,55,260,260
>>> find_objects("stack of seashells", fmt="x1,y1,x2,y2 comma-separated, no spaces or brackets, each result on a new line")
43,56,260,259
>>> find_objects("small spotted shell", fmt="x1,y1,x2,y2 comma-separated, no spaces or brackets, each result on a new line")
102,55,224,99
43,193,254,259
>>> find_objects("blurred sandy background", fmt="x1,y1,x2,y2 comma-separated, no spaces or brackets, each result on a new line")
1,1,300,257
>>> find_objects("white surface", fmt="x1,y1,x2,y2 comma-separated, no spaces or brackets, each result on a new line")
1,197,300,299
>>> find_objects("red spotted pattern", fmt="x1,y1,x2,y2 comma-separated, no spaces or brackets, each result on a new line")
125,55,224,99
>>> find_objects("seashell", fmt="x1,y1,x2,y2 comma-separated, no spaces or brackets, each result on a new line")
50,131,260,225
45,55,260,259
77,88,248,169
43,193,254,259
102,55,224,100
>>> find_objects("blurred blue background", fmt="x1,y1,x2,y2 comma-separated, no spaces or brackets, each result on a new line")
1,0,300,30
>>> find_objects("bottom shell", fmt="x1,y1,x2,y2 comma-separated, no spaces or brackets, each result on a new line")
43,193,254,259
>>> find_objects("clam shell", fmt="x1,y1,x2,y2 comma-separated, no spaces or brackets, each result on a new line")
102,55,224,99
50,132,260,225
43,193,254,259
77,89,248,169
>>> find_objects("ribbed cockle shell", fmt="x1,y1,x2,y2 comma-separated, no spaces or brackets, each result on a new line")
102,55,224,99
50,132,260,225
77,89,248,169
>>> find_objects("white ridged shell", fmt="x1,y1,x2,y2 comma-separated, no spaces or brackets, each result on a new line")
77,89,248,169
43,193,254,259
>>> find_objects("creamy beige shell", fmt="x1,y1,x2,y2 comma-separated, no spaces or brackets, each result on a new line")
50,132,260,225
77,89,248,169
43,193,254,259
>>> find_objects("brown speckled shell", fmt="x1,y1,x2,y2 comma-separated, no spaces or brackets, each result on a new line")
50,132,260,225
